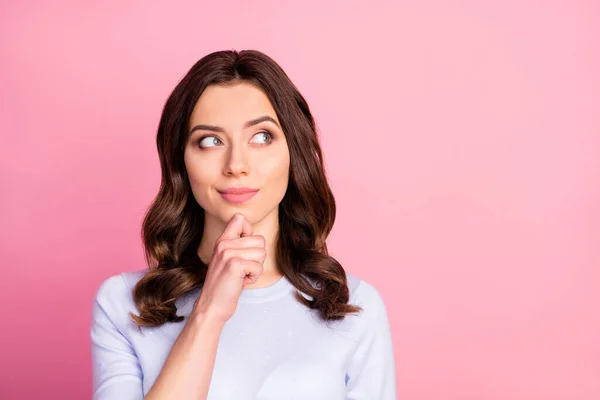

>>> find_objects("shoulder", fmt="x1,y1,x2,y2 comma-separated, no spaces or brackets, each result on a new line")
92,269,148,323
345,272,388,320
94,269,147,301
302,271,387,315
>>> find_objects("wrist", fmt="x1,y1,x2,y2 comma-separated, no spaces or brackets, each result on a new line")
189,307,227,330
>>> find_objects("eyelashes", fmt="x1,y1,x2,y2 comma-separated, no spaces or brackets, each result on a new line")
195,130,274,149
196,135,223,148
254,130,274,144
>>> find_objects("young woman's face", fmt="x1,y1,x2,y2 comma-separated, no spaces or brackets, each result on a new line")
184,81,290,226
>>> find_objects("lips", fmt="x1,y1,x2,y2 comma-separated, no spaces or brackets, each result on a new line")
218,187,259,195
217,187,259,204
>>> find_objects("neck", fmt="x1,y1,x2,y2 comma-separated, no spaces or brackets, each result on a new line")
197,210,283,288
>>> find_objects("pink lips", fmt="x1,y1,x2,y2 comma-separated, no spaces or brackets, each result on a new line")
218,187,259,204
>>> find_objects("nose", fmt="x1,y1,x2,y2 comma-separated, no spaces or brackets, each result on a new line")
223,142,249,177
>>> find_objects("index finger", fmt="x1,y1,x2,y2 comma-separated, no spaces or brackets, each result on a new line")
218,213,254,241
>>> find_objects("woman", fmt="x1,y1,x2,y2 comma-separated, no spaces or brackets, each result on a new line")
91,49,396,399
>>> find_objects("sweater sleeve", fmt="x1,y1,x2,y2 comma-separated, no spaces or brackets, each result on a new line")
90,275,144,400
345,281,397,400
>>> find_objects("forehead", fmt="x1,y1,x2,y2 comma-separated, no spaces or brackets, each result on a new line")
190,81,279,126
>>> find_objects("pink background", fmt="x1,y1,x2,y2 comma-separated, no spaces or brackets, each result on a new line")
1,0,599,398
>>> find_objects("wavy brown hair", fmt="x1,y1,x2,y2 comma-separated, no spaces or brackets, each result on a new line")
131,49,361,328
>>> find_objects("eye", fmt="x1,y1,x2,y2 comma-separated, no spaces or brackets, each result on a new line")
250,131,274,145
197,136,223,148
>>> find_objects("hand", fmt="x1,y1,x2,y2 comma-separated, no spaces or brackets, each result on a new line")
192,213,266,324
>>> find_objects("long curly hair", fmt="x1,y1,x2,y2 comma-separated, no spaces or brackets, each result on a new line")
130,49,361,327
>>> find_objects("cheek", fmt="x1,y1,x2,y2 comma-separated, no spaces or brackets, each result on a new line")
259,149,290,182
184,155,215,201
185,150,215,183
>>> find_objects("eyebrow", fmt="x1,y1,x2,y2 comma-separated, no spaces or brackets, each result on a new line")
189,115,280,135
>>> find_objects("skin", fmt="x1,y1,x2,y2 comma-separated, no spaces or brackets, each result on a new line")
185,81,290,288
145,82,292,400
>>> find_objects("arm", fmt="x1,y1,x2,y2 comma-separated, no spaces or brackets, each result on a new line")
144,311,224,400
345,282,397,400
91,276,225,400
91,288,144,400
91,214,262,399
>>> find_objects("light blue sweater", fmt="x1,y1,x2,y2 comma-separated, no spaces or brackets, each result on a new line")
91,270,397,399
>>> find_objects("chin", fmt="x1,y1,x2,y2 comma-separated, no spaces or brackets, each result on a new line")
225,206,279,227
213,206,256,224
